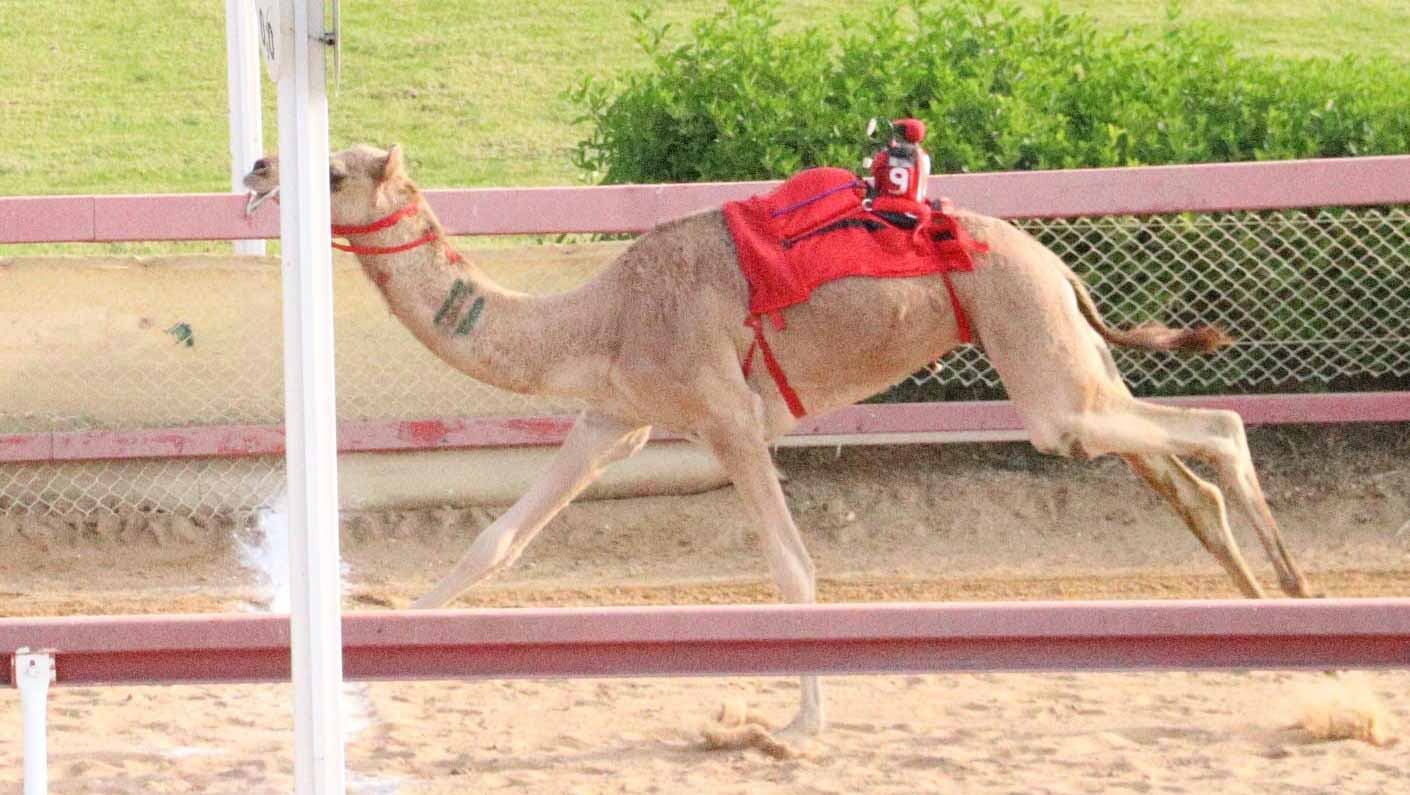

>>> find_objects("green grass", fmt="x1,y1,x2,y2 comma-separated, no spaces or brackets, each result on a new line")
1,0,1404,213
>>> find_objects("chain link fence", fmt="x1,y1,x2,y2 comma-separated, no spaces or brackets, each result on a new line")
2,206,1407,521
919,206,1410,398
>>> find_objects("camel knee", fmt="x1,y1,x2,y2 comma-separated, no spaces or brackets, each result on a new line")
563,426,650,482
1028,417,1097,461
1202,410,1248,460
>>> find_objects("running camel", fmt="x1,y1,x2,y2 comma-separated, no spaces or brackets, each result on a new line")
243,144,1313,742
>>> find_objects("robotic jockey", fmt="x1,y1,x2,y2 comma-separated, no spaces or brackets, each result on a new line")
866,117,933,225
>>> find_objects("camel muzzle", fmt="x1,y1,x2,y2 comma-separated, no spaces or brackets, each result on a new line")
243,185,279,217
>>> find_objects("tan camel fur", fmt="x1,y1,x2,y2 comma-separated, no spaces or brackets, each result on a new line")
244,144,1313,739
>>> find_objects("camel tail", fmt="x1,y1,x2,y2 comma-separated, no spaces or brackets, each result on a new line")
1063,269,1234,354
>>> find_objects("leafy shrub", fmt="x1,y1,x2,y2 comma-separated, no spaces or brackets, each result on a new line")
569,0,1410,181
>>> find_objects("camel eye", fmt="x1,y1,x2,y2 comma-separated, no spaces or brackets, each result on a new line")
330,170,348,191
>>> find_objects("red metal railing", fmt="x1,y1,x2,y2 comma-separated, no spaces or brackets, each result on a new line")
5,599,1410,687
5,155,1409,243
1,392,1405,464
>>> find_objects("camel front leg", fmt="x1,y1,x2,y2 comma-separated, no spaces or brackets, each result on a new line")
702,421,823,737
412,411,650,609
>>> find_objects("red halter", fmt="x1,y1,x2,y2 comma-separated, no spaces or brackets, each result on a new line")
330,201,419,236
331,200,460,261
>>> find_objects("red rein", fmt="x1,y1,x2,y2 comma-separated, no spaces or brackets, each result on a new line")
331,201,461,261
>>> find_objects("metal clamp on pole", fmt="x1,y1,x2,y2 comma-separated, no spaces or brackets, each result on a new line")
14,648,57,795
321,0,341,93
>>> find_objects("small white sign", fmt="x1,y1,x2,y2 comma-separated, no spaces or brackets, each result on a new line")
254,0,290,82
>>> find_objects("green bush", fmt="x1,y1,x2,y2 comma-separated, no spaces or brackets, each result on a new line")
569,0,1410,181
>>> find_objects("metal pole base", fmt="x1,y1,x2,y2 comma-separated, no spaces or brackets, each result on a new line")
14,648,56,795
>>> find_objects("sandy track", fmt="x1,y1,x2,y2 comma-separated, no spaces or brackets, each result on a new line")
4,568,1407,618
2,569,1406,795
364,568,1410,608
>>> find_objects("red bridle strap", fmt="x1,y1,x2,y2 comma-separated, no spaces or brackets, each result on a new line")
330,201,421,236
332,230,442,256
329,199,462,261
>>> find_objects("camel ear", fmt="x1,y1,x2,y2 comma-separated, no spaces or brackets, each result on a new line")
379,144,405,183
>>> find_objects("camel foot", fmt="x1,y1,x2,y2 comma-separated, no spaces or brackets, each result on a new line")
776,713,825,742
1280,573,1317,599
409,592,449,610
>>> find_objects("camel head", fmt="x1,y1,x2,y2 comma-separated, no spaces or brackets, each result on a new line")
242,144,417,225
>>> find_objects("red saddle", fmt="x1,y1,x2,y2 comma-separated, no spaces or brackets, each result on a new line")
722,167,987,418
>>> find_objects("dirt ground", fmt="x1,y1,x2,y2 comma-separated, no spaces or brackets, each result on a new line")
1,423,1407,793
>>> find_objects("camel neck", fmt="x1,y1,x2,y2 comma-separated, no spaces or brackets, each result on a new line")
345,206,604,398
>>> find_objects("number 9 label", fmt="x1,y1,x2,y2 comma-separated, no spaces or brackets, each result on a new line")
888,167,910,195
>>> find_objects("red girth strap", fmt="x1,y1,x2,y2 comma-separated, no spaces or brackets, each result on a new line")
941,271,972,344
742,313,807,419
740,269,971,419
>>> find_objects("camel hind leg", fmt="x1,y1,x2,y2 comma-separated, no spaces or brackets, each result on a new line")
1022,396,1312,598
968,245,1312,598
1123,453,1265,598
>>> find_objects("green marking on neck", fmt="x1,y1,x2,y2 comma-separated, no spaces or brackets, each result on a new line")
455,296,486,336
433,280,468,326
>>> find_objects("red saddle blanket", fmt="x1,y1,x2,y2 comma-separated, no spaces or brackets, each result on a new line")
722,167,984,319
721,167,987,417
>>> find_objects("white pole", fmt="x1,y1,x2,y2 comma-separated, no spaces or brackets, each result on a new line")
225,0,266,256
15,649,56,795
277,0,346,791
